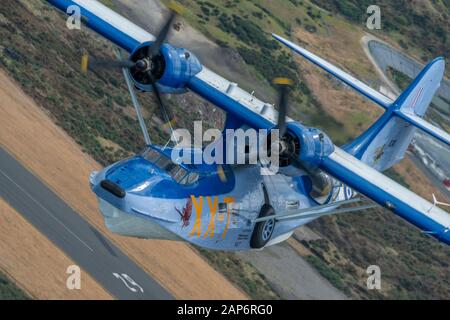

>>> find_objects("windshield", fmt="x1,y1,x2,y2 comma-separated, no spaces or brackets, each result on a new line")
140,148,197,185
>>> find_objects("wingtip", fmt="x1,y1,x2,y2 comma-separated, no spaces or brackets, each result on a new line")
272,33,283,41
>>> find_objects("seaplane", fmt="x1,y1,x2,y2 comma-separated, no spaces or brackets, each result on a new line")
46,0,450,250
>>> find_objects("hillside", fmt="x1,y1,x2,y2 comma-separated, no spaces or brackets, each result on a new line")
311,0,450,63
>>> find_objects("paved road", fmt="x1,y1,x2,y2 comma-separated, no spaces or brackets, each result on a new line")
237,241,347,300
366,36,450,110
0,147,173,300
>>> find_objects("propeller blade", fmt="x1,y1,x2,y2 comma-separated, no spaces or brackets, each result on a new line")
146,9,178,58
81,53,135,73
273,77,293,137
90,58,135,70
147,71,177,137
81,53,89,73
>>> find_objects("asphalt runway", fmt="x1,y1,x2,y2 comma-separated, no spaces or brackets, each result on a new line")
0,147,173,300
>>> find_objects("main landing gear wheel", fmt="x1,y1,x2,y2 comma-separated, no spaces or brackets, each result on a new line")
250,204,276,249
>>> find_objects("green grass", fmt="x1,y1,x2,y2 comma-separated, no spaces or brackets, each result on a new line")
305,254,349,295
310,0,450,60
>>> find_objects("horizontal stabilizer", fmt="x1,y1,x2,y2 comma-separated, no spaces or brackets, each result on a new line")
395,111,450,146
273,34,394,109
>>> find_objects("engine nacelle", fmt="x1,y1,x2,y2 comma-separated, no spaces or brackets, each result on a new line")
286,122,335,170
128,42,203,93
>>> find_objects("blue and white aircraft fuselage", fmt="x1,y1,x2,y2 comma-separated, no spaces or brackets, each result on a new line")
90,145,354,251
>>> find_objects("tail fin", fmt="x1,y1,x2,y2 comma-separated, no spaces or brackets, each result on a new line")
393,58,450,147
395,58,444,117
345,58,448,171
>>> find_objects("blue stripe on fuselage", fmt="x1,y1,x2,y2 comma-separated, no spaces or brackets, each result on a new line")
47,0,140,52
321,156,450,245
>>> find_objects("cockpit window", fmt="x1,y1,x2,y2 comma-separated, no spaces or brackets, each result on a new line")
140,148,197,185
141,148,160,163
155,155,172,170
171,166,188,183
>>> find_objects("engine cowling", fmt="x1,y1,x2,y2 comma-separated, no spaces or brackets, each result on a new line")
284,122,336,204
128,42,203,93
286,122,335,169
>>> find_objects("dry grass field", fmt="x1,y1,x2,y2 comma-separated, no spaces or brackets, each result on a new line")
0,198,113,299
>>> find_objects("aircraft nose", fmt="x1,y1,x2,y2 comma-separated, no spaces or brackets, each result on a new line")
100,179,126,198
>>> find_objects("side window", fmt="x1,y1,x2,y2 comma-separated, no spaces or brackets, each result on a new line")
180,172,199,185
186,173,199,184
170,166,187,183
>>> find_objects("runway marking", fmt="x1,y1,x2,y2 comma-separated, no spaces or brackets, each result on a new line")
112,273,144,293
0,169,94,252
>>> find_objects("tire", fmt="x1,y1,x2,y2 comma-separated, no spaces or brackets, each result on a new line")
250,204,276,249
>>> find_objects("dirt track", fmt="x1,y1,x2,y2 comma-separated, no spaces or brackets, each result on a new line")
0,69,246,299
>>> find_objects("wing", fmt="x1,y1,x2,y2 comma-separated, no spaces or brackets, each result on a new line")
48,0,154,52
47,0,280,130
188,68,279,129
272,34,394,109
320,147,450,244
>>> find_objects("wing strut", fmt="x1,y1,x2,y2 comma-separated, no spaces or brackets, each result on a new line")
254,198,377,223
119,52,151,145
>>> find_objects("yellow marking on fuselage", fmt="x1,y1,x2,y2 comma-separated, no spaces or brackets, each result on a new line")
188,196,236,239
203,196,218,238
188,196,203,237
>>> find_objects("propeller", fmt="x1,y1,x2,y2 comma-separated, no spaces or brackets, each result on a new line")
273,77,293,137
272,78,332,196
267,78,298,167
272,77,311,166
80,4,182,137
